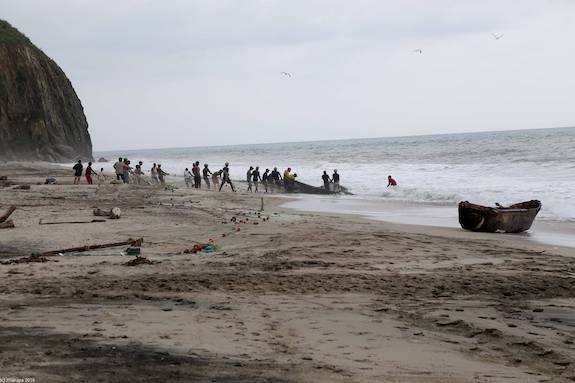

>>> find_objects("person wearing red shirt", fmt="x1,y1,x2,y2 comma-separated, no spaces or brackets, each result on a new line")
85,162,95,185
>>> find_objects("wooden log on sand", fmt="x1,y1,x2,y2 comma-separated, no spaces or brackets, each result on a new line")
0,220,15,229
39,219,106,225
40,238,143,256
0,206,16,223
93,207,121,219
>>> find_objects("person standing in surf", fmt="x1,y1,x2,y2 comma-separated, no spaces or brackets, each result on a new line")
332,170,340,192
322,171,331,191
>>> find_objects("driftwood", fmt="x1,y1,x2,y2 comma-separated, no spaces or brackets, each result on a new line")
0,220,15,229
0,206,16,223
93,207,121,219
39,219,106,225
0,176,7,181
40,238,143,256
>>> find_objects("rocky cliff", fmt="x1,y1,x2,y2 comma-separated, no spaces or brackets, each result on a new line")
0,20,92,162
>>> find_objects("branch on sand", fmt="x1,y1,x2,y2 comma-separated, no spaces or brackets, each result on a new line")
0,220,14,229
0,206,16,229
40,238,143,256
0,206,16,223
39,219,106,225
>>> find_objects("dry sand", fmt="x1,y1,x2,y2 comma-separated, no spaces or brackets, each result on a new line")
1,161,575,382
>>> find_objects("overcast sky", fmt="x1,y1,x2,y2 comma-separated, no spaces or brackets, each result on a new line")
2,0,575,150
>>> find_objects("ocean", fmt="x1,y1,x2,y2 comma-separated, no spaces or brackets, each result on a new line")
95,127,575,224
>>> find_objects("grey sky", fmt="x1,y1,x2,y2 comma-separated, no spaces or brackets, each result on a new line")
2,0,574,150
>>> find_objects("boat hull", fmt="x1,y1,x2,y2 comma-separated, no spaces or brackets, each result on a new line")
458,200,541,233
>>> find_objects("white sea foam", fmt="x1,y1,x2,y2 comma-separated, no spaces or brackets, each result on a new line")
94,127,575,223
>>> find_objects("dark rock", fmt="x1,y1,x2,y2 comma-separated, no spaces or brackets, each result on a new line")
97,157,109,162
0,20,93,162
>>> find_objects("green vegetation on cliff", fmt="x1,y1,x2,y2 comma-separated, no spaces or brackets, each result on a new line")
0,20,32,45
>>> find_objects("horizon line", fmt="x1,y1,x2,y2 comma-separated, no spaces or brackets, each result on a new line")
92,125,574,153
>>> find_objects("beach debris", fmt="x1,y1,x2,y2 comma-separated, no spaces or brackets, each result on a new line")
1,255,56,265
181,239,217,254
0,176,6,181
39,219,106,225
1,206,17,222
260,197,264,211
0,221,15,229
40,238,143,256
0,205,16,229
123,256,158,266
93,207,122,219
0,217,15,228
12,184,31,190
125,246,141,256
44,177,57,184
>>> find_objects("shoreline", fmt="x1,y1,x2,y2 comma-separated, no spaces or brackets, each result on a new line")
281,194,575,249
1,161,575,382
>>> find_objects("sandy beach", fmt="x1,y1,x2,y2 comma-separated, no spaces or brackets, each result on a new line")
1,161,575,382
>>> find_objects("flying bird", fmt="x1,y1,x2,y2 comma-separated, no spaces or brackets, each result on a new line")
281,71,292,77
491,33,504,40
413,49,423,54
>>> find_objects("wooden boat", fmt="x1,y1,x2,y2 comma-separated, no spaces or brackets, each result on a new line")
458,200,541,233
289,180,352,195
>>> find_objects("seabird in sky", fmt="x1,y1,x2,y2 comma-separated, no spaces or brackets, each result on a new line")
413,49,423,54
491,33,504,40
281,71,292,77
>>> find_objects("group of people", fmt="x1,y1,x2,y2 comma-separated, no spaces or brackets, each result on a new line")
72,158,398,191
245,166,290,193
72,160,100,185
321,170,341,191
183,162,236,191
113,158,169,185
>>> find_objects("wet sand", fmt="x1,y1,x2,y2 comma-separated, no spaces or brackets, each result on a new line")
283,195,575,248
1,161,575,382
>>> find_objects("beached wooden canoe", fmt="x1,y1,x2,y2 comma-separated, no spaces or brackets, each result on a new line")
458,200,541,233
289,180,352,195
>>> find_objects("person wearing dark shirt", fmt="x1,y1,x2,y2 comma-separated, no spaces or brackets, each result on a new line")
85,162,95,185
157,164,169,185
192,161,202,189
387,175,398,187
262,168,270,193
252,166,261,192
322,171,331,191
332,170,340,192
270,167,282,192
73,160,83,185
202,164,212,189
219,163,236,192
